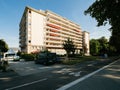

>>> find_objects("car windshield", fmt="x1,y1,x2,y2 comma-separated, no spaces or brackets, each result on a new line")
5,54,15,57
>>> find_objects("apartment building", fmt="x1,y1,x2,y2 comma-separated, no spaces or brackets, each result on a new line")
19,6,89,55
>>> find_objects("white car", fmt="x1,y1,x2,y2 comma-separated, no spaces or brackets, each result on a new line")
2,53,20,61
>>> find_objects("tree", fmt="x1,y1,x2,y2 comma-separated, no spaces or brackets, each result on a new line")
17,50,21,56
84,0,120,53
108,45,117,55
90,37,109,55
109,30,120,53
62,38,76,57
98,37,109,54
71,43,76,55
90,39,100,55
0,39,9,55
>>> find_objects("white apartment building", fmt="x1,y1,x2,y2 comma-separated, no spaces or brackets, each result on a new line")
19,6,89,55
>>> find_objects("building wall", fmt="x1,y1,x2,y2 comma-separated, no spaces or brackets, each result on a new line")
83,31,90,55
19,6,89,55
20,9,46,53
31,11,45,46
44,11,83,54
19,10,27,53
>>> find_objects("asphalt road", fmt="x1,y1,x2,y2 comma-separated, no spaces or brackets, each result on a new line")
0,59,119,90
64,59,120,90
0,65,80,90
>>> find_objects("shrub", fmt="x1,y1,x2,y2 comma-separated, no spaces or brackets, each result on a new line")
21,54,35,61
61,56,99,65
62,60,82,65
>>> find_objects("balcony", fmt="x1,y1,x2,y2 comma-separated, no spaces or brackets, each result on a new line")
45,36,61,40
45,40,61,44
47,20,82,36
47,23,61,29
46,45,63,49
48,12,80,29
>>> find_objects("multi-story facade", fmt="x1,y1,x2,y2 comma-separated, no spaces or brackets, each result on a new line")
19,6,89,55
83,31,90,55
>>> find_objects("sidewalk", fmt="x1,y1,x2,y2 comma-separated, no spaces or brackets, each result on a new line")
57,59,120,90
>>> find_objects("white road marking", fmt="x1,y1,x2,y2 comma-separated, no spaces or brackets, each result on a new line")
69,72,75,75
69,71,81,77
53,68,72,74
74,71,81,77
56,60,119,90
5,78,47,90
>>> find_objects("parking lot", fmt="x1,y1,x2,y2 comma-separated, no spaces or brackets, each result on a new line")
9,60,65,76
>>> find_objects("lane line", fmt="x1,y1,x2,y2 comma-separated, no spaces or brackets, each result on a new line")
5,78,47,90
56,60,119,90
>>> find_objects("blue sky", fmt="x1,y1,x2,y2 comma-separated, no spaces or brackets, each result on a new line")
0,0,111,48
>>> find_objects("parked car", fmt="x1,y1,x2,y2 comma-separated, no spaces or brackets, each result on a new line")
35,52,58,65
13,55,20,61
2,53,20,61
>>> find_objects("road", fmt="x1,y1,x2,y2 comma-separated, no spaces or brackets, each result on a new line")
0,64,82,90
0,59,120,90
59,59,120,90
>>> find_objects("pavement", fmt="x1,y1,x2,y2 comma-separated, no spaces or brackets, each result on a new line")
8,60,66,76
7,58,114,76
0,57,117,77
57,59,120,90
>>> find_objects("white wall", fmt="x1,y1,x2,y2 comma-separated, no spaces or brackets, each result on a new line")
31,11,46,46
84,32,90,55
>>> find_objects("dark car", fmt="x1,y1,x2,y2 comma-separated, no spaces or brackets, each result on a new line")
35,52,58,65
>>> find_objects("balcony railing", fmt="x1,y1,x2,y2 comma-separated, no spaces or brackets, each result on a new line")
45,45,63,48
47,23,61,29
48,12,80,29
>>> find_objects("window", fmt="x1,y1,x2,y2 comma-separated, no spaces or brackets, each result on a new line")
29,10,31,13
29,23,31,25
28,40,31,43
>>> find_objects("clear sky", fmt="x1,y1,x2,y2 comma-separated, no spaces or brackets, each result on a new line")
0,0,111,48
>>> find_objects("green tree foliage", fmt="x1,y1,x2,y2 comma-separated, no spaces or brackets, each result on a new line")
90,39,100,55
109,30,120,53
84,0,120,53
62,38,76,57
90,37,109,55
17,50,21,56
21,53,36,61
98,37,109,53
108,45,117,55
0,39,9,55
